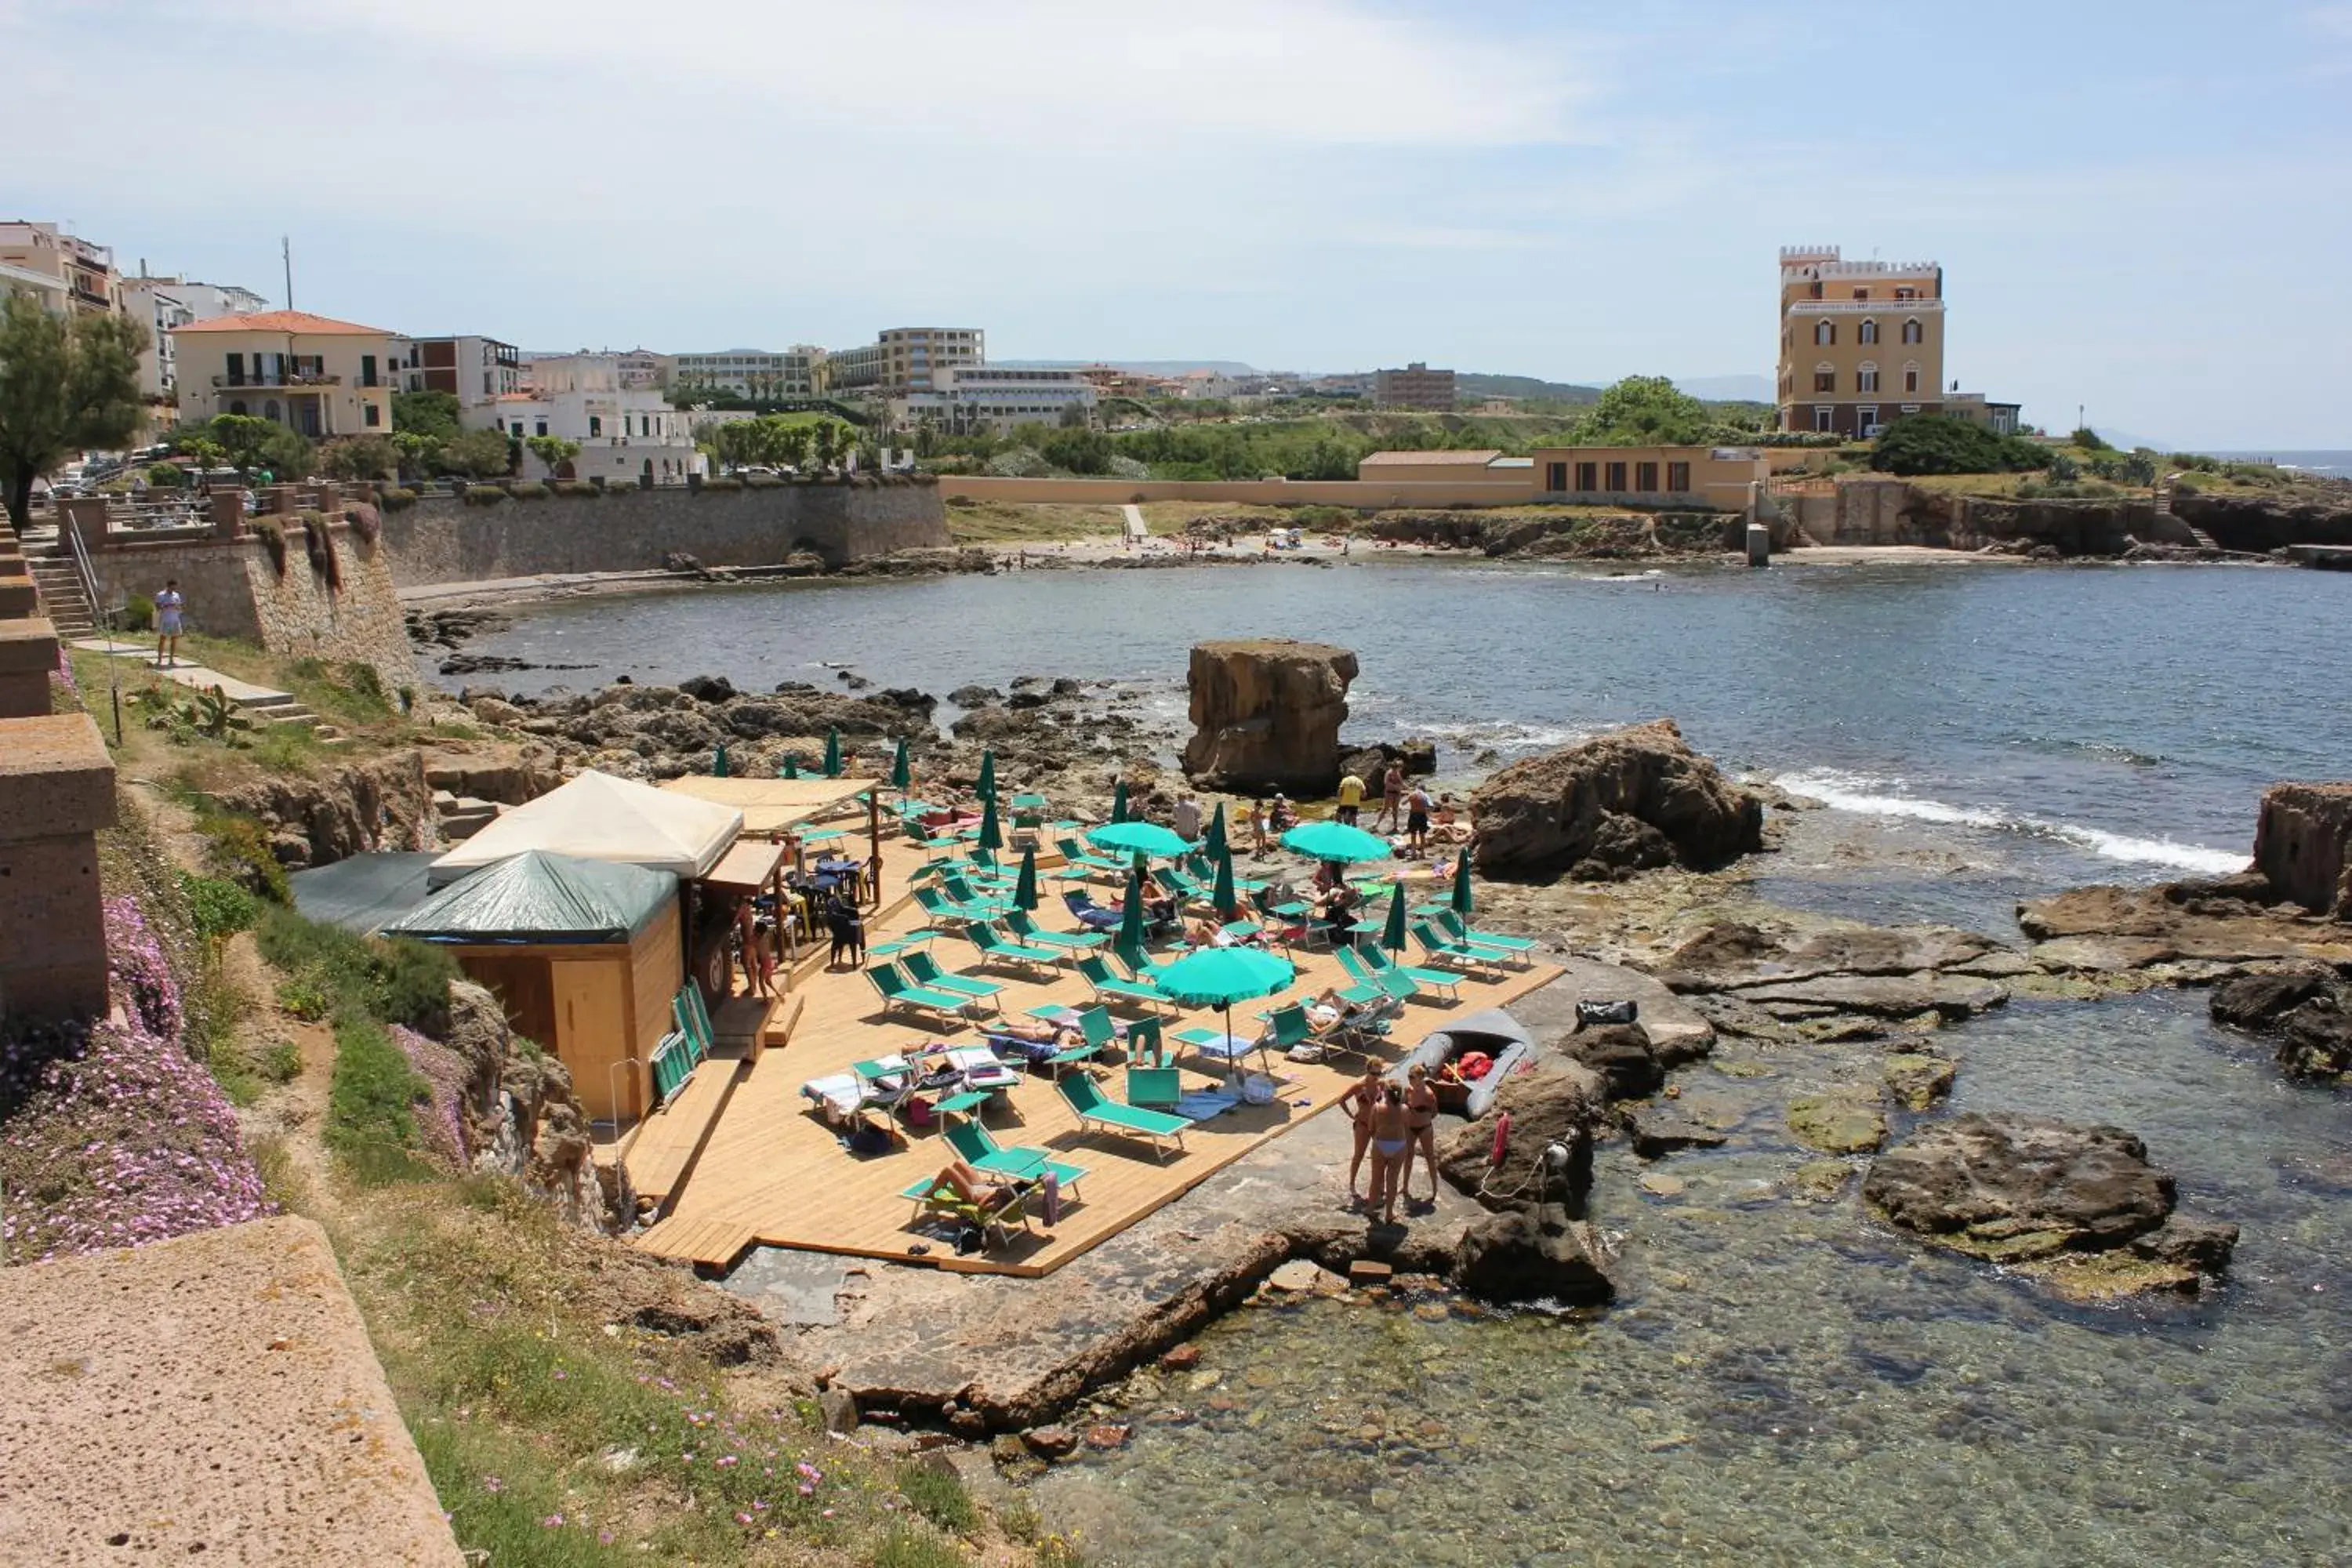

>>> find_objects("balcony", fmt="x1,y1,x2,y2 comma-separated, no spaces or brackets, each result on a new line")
1786,298,1944,315
212,371,343,388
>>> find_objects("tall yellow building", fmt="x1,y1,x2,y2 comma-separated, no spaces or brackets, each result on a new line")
1776,245,1945,437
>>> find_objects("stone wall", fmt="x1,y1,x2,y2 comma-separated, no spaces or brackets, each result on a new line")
379,478,951,585
1809,481,2161,556
89,523,416,695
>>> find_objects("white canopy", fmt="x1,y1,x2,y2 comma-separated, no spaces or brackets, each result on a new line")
427,770,742,887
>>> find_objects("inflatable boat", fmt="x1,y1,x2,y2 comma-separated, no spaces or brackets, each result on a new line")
1391,1007,1533,1120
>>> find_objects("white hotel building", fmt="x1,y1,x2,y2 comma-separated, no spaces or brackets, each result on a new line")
893,365,1094,434
467,352,705,485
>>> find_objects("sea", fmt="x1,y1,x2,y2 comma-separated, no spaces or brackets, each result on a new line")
2205,448,2352,479
445,559,2351,1566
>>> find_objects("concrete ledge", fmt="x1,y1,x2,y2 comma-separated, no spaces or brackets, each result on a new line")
0,1215,463,1566
0,573,38,617
0,712,116,837
0,613,60,672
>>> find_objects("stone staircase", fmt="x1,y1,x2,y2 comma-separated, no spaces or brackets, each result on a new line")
2153,477,2219,550
25,552,96,639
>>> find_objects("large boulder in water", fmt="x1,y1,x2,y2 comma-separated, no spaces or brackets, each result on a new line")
1453,1203,1615,1305
1469,719,1764,882
2209,966,2352,1082
1179,638,1357,794
1862,1112,2234,1297
2252,782,2352,917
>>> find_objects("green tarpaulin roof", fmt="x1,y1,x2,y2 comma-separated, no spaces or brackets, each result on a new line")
289,852,438,936
385,850,677,946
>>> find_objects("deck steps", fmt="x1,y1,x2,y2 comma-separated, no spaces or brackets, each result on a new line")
633,1215,759,1270
622,1057,746,1215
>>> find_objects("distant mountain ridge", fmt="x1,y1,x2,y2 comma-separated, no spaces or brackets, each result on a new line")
993,361,1774,408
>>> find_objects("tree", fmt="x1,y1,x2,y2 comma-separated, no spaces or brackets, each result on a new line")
0,293,147,528
439,427,516,479
2070,426,2113,452
1578,375,1711,446
1869,414,2043,477
390,429,442,480
187,413,313,478
322,434,398,481
524,434,580,477
1039,426,1113,475
391,390,463,443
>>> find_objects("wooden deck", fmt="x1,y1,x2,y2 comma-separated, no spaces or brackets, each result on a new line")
633,850,1559,1276
621,1058,745,1210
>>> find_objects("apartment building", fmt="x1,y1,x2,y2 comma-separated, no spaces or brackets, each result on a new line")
894,365,1094,434
397,335,522,408
0,222,120,316
670,347,819,400
472,352,702,485
118,278,194,397
1373,362,1457,410
171,310,397,437
612,348,669,390
0,258,68,314
822,327,985,394
1775,245,1948,437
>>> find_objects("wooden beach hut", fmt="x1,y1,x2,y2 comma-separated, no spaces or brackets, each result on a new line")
386,850,682,1126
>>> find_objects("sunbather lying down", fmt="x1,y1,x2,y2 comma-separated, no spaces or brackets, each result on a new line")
982,1019,1082,1062
929,1160,1030,1211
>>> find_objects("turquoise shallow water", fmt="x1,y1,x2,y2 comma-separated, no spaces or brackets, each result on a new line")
1031,993,2350,1567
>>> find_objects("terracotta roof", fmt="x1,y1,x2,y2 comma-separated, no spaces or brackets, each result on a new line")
1358,448,1503,466
172,309,394,336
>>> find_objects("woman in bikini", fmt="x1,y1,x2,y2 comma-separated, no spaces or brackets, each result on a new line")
928,1159,1028,1211
1368,1083,1413,1225
1338,1062,1385,1207
1403,1062,1443,1203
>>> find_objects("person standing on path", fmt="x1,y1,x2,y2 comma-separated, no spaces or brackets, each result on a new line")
1334,770,1365,827
154,578,185,669
1173,791,1201,843
1405,782,1434,856
1374,762,1405,834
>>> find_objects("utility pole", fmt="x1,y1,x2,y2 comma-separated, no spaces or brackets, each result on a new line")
281,236,293,310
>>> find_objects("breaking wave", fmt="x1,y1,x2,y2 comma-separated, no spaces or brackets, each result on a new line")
1777,771,2248,876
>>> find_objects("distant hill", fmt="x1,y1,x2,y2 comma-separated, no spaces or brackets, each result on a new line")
1454,372,1600,404
996,359,1261,377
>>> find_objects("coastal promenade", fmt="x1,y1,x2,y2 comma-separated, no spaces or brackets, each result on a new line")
635,856,1556,1277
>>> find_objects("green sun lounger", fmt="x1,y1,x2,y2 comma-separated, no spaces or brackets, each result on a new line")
1126,1064,1182,1109
867,928,942,963
964,922,1062,978
1004,909,1107,959
913,885,994,928
901,950,1005,1013
1055,1073,1189,1160
1077,955,1174,1014
1411,921,1508,978
1434,910,1537,964
865,963,975,1028
1357,942,1463,1001
899,1173,1033,1248
944,1120,1087,1198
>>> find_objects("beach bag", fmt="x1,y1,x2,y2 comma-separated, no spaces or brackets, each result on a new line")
1577,999,1639,1029
905,1096,935,1128
956,1225,985,1256
1042,1171,1062,1226
1240,1074,1279,1105
848,1121,891,1156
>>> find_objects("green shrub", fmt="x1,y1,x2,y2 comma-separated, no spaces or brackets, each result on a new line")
699,476,744,492
252,517,289,575
146,463,187,489
177,870,259,941
1869,414,2045,477
550,480,601,498
2045,451,2081,483
869,1525,964,1568
277,973,334,1021
122,592,156,632
374,938,457,1035
200,813,292,903
254,904,456,1033
381,487,419,510
326,1014,428,1171
503,481,550,500
463,487,507,507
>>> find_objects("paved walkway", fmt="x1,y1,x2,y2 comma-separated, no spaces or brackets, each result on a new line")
72,637,298,707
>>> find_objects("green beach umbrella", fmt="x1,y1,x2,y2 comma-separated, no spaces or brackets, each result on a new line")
1203,800,1229,858
977,749,997,801
1014,846,1040,911
822,727,843,778
1109,779,1130,822
1087,820,1193,860
1152,946,1297,1078
712,743,729,777
977,792,1003,851
1118,869,1148,952
1211,844,1238,917
891,737,911,792
1451,849,1475,916
1381,882,1410,953
1281,819,1392,865
781,754,801,779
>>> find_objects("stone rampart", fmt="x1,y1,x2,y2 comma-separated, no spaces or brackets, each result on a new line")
379,477,951,585
88,520,416,695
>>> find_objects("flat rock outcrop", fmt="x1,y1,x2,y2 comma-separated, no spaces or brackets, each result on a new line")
1179,638,1357,794
2017,876,2352,976
1469,719,1763,882
1661,920,2000,991
2251,782,2352,918
1862,1112,2234,1298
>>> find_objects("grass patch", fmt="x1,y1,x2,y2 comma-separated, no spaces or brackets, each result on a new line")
254,904,456,1033
326,1014,426,1169
871,1524,966,1568
895,1460,978,1534
942,499,1129,543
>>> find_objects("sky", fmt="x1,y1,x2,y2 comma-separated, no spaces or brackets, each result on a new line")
4,1,2348,448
